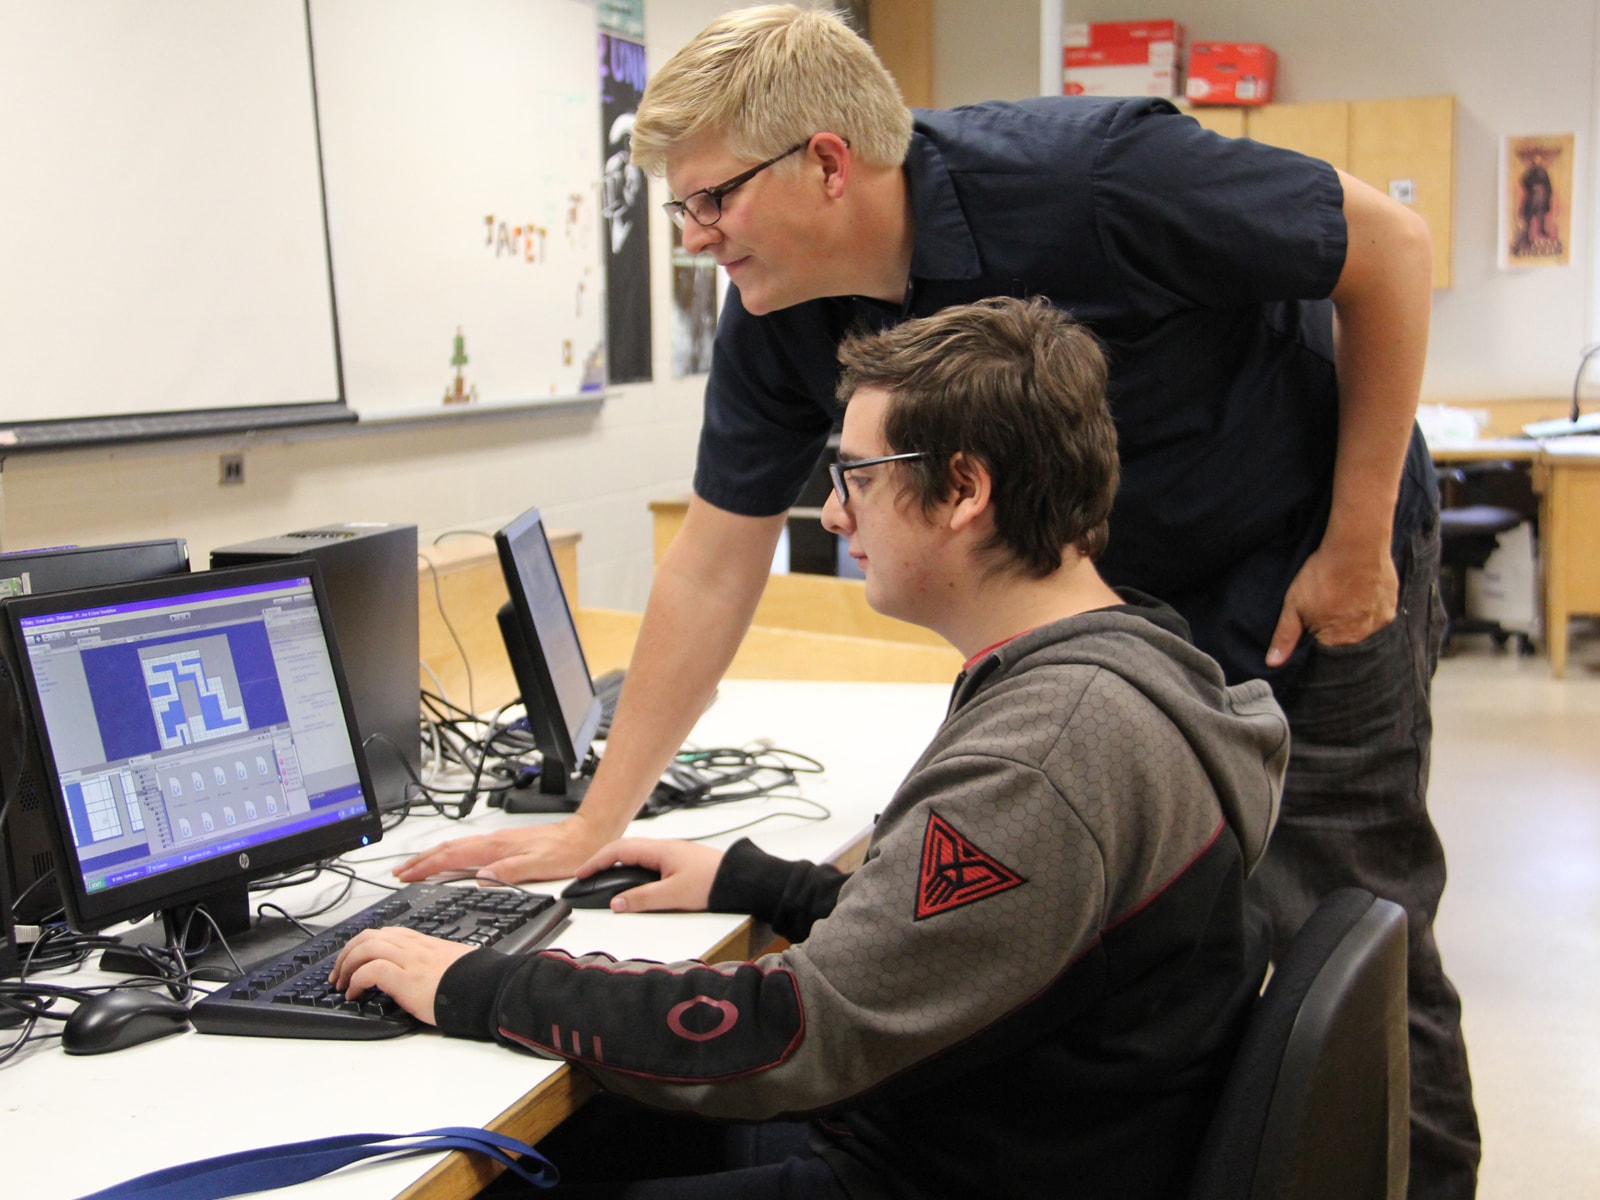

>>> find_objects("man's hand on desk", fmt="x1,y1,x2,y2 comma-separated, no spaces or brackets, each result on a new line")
329,928,474,1026
394,812,611,884
575,839,725,913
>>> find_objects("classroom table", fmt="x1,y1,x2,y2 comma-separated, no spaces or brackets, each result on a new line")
7,679,953,1200
1429,435,1600,676
1531,438,1600,676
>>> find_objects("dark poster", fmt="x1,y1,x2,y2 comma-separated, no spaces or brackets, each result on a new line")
600,31,652,383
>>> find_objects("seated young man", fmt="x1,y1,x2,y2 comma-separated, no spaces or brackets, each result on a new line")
331,297,1289,1200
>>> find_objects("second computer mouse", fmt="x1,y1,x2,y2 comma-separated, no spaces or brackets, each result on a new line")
561,865,662,909
62,989,192,1056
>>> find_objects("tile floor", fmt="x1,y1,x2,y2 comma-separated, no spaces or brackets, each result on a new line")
1428,635,1600,1199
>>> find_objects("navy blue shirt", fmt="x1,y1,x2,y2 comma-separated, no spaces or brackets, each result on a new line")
693,96,1437,686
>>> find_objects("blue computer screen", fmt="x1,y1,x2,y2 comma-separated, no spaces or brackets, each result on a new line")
15,574,368,901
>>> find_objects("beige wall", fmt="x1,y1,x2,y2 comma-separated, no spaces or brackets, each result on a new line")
943,0,1600,406
0,390,699,610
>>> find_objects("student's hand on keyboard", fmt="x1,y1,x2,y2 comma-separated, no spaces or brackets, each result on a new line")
395,814,608,885
329,928,476,1026
573,839,725,913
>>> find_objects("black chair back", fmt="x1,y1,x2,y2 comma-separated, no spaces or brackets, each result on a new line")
1190,888,1409,1200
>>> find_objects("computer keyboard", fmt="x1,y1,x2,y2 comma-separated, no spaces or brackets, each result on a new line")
1523,411,1600,438
593,668,625,738
187,882,569,1040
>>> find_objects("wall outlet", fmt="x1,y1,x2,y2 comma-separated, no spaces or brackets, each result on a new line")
219,453,245,485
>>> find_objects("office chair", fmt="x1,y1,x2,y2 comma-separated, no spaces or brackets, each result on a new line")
1436,461,1535,654
1189,888,1410,1200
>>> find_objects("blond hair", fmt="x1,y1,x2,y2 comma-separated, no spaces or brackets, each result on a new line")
631,5,913,176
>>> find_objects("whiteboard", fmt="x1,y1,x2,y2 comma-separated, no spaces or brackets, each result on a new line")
0,0,342,436
312,0,606,419
0,0,606,447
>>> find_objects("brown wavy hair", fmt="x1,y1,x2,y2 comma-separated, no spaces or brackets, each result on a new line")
835,298,1119,576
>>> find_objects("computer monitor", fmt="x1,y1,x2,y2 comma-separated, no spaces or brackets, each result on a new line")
0,539,191,930
493,507,602,811
210,524,420,813
0,538,190,599
2,560,382,974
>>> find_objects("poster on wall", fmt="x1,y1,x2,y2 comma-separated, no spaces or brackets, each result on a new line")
597,0,643,42
671,222,718,377
1500,133,1575,269
600,27,653,382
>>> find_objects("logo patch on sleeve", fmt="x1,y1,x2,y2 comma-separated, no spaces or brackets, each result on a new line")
915,811,1026,920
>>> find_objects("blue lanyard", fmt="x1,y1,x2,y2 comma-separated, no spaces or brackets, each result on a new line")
75,1126,557,1199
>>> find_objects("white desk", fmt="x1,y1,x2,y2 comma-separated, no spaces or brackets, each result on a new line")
9,680,952,1200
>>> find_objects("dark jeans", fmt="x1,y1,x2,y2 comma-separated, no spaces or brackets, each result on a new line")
1248,520,1481,1200
483,1097,847,1200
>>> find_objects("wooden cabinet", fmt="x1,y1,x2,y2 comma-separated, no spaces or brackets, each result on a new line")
1246,101,1351,170
1182,95,1456,289
1347,96,1455,289
1183,106,1246,138
868,0,933,108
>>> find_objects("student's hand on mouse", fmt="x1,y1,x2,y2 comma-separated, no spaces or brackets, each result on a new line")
329,928,474,1026
574,839,724,913
394,813,608,885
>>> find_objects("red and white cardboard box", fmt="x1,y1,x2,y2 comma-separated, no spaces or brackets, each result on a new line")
1064,19,1184,50
1063,20,1184,98
1185,42,1278,106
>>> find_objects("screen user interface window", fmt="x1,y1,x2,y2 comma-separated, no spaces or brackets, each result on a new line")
15,573,369,906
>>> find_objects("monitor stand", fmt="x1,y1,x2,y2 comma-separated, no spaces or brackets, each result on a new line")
501,769,588,814
499,769,685,820
99,887,323,983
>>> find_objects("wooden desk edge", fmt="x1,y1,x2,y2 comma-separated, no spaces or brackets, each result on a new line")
395,1069,599,1200
1428,442,1540,463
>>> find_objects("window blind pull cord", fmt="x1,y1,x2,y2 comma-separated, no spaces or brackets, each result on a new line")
74,1126,557,1199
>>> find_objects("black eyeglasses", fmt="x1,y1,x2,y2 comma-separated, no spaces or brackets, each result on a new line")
663,140,809,229
827,452,928,505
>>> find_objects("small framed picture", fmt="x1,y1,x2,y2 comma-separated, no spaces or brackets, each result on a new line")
1500,133,1575,269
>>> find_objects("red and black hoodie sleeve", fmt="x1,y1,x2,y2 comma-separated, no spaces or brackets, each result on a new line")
432,839,843,1082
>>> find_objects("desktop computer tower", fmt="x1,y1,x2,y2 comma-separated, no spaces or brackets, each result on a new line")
0,539,192,928
211,524,419,812
0,850,18,979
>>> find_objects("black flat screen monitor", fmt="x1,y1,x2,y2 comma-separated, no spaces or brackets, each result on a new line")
494,508,602,811
0,539,191,930
3,560,382,973
0,538,190,599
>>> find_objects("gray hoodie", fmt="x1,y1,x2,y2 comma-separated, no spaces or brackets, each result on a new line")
437,596,1289,1199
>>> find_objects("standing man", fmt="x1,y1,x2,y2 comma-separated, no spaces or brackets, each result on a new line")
397,8,1475,1195
342,298,1289,1198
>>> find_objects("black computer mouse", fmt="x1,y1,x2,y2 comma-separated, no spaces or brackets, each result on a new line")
62,989,192,1056
560,865,662,909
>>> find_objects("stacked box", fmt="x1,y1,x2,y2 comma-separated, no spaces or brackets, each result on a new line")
1063,19,1184,99
1185,42,1278,106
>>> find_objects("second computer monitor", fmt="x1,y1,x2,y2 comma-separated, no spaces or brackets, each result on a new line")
494,508,601,809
